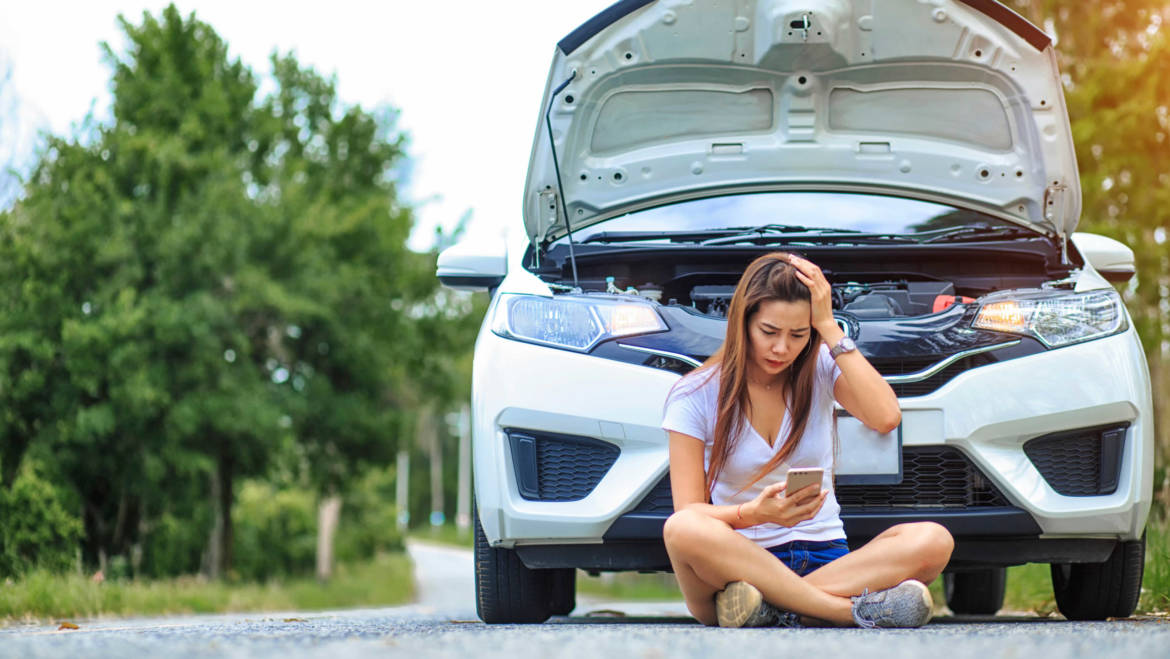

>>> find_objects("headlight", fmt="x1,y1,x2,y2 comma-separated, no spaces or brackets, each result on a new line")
972,289,1126,347
491,293,667,352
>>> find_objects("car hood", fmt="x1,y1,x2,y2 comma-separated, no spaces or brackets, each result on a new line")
524,0,1081,246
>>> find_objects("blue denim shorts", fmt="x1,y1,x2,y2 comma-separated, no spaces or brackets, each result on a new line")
766,539,850,576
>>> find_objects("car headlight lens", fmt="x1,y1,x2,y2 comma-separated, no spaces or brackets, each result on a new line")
491,293,667,351
972,289,1126,347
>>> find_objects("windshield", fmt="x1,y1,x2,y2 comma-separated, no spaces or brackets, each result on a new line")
556,192,1035,245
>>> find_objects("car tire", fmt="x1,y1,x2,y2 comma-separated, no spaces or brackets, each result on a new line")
548,568,576,616
474,505,553,624
943,568,1006,615
1051,532,1145,621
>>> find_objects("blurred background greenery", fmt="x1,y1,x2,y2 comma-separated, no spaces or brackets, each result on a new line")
0,0,1167,618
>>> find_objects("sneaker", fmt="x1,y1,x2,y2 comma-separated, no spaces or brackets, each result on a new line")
715,581,802,628
850,579,933,628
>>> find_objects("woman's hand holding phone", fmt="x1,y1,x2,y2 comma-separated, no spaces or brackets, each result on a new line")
742,480,827,528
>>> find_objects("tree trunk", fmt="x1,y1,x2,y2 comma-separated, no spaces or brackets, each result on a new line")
315,494,342,582
206,450,235,579
426,410,444,526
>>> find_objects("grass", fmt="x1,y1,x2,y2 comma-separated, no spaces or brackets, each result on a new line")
0,552,413,626
577,571,682,601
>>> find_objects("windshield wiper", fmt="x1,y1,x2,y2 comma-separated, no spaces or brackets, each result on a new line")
919,224,1038,243
580,225,810,244
703,226,917,246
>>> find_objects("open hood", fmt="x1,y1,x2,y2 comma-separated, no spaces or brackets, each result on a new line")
524,0,1081,246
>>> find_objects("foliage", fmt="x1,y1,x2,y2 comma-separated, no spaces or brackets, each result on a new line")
0,464,83,578
335,465,405,563
0,553,413,624
231,481,317,582
0,3,473,582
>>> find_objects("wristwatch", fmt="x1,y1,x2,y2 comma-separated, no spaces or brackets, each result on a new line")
829,336,857,360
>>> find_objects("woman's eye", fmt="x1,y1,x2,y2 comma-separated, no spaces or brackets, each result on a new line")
761,330,775,336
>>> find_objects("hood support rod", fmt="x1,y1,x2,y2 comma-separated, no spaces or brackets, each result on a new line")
545,71,580,289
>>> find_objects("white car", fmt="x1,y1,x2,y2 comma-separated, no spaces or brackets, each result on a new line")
438,0,1154,623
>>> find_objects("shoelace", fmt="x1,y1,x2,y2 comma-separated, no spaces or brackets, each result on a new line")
851,588,878,629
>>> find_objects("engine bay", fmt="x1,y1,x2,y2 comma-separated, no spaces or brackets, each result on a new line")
528,241,1074,321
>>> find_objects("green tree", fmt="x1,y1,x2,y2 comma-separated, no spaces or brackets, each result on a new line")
1007,1,1170,473
0,5,477,579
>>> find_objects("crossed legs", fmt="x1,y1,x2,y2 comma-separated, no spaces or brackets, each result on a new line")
662,508,954,626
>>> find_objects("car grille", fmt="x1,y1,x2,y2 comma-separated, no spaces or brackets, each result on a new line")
836,446,1011,509
506,430,620,501
1023,424,1127,496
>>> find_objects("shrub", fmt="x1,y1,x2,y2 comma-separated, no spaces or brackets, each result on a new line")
335,465,404,563
231,481,316,581
0,467,83,578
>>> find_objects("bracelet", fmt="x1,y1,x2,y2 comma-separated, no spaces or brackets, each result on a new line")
736,503,744,521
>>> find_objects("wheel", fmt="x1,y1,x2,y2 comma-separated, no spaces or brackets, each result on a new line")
548,568,577,616
473,505,553,624
943,568,1006,615
1051,533,1145,621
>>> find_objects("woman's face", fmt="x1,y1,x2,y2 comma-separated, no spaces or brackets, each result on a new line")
747,299,813,378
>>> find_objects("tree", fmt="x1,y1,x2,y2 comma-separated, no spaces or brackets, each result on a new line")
1,4,478,580
1006,1,1170,472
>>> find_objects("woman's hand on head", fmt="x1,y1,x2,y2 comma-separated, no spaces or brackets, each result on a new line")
745,481,827,528
788,256,838,338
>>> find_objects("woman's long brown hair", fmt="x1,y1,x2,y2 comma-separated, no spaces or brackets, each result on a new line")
677,252,822,497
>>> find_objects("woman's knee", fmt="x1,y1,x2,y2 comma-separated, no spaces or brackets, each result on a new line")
663,508,713,553
911,522,954,571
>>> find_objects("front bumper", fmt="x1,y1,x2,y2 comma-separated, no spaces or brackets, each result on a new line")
472,320,1154,565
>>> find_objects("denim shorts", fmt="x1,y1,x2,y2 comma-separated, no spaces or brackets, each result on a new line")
766,539,850,576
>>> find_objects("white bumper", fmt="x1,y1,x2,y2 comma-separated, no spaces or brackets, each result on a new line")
472,321,1154,546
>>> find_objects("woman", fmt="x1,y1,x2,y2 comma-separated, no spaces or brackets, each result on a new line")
661,252,954,628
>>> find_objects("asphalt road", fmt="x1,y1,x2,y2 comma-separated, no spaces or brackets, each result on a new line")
2,541,1169,658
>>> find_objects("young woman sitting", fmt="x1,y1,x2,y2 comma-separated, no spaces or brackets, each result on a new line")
661,252,954,628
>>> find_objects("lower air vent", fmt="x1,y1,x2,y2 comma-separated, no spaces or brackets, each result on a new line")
1024,424,1128,496
836,446,1010,509
506,429,620,501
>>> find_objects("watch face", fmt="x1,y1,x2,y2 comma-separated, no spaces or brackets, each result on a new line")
832,337,856,357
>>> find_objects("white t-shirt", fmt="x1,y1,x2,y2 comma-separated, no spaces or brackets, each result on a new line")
661,343,845,548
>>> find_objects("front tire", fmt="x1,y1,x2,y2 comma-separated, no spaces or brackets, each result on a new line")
548,568,577,616
1051,533,1145,621
943,568,1006,615
473,506,553,624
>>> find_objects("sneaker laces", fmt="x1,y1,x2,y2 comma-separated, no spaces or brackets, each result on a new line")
851,588,878,629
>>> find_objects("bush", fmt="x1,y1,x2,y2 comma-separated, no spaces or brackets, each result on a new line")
139,510,210,579
335,465,404,563
0,467,83,578
231,481,317,581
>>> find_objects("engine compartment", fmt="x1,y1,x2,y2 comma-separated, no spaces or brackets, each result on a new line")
529,240,1074,321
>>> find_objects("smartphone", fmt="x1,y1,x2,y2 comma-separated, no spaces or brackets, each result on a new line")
785,467,824,498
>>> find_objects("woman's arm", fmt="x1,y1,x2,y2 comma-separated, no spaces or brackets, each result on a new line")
669,430,825,527
790,256,901,433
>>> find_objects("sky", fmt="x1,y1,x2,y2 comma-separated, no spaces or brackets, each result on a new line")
0,0,613,250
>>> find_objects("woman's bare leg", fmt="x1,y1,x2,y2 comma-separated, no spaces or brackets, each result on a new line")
803,522,954,597
663,508,856,625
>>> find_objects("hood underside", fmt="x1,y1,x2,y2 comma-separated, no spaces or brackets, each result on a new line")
524,0,1081,246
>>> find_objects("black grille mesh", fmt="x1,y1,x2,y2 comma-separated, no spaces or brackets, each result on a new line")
836,446,1010,509
629,474,674,514
1024,425,1126,496
533,435,619,501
